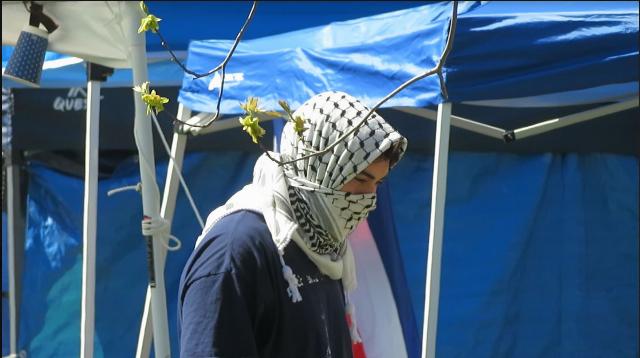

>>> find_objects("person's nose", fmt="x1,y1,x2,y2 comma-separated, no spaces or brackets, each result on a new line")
363,182,378,194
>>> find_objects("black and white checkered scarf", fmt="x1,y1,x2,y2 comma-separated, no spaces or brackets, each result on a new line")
196,91,406,304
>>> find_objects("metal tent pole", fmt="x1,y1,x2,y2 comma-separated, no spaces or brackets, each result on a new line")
394,106,505,140
136,104,191,358
124,7,173,353
80,63,113,358
421,102,452,358
6,151,25,358
396,97,639,143
512,97,638,139
130,48,171,358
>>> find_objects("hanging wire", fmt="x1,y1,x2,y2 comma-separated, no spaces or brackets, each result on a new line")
149,1,257,129
149,111,205,229
273,1,459,167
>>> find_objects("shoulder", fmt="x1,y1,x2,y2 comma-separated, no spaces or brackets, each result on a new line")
182,210,276,282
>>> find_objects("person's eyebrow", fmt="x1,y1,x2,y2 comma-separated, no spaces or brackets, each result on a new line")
358,170,387,182
358,170,376,180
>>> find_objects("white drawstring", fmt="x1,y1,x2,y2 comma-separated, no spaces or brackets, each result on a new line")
141,216,182,251
278,252,302,302
107,182,142,197
150,111,205,228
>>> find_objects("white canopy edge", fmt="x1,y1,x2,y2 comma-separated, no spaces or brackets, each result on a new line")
2,1,139,69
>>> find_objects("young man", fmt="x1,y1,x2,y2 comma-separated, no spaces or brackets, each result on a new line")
178,91,407,357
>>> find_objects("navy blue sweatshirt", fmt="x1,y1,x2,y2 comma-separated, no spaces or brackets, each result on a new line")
178,210,353,358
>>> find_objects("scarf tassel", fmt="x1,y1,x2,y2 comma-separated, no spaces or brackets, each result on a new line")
279,253,302,302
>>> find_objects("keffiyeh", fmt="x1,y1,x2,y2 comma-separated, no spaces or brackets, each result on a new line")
195,90,407,309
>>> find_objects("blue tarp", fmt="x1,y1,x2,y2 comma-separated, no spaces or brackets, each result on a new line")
178,1,638,112
9,151,638,357
16,152,260,357
390,152,638,357
2,1,639,357
2,2,423,89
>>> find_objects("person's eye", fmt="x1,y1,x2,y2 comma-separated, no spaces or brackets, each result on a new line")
355,177,368,183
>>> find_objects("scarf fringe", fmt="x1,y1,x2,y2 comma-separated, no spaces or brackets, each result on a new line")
279,252,302,302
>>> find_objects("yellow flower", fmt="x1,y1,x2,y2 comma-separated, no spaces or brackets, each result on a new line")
133,82,169,115
138,14,161,33
293,116,306,137
141,90,169,115
239,115,266,143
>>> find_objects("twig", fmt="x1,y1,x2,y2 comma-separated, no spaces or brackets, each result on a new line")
274,1,459,166
150,1,257,128
155,1,257,79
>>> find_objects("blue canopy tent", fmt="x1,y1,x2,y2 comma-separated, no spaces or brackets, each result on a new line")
1,2,429,357
2,1,638,357
175,1,638,357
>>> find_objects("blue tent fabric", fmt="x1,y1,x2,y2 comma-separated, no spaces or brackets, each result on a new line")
388,152,638,357
178,2,483,113
368,182,420,358
2,2,426,89
2,1,639,357
178,1,638,112
17,151,260,357
446,2,639,103
13,150,638,357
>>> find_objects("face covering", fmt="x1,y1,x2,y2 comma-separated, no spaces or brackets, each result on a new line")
195,91,407,304
280,91,407,262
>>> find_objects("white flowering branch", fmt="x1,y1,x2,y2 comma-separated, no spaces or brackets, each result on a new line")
137,1,258,128
251,1,459,166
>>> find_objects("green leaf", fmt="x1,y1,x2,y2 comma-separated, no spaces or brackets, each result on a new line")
278,100,292,116
138,14,161,33
240,97,259,115
135,83,169,115
141,90,170,114
293,116,306,136
239,115,266,143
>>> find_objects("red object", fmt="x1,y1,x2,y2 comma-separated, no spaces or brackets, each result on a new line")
352,341,367,358
346,313,367,358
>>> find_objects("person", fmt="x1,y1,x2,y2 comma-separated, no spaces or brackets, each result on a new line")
178,91,407,358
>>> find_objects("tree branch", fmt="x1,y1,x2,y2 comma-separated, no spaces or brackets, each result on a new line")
273,1,459,166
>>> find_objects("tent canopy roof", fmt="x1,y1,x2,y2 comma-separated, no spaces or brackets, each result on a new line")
178,1,638,113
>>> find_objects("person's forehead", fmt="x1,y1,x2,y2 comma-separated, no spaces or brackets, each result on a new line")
359,160,390,178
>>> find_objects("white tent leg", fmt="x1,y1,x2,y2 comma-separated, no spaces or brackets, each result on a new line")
129,51,171,358
120,5,173,352
136,104,191,358
421,102,452,358
80,80,101,358
6,153,24,357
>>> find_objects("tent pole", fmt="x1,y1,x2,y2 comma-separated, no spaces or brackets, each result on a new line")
394,106,505,140
126,3,171,356
136,104,191,358
421,102,451,358
512,98,638,139
6,151,25,357
129,43,172,358
80,78,102,358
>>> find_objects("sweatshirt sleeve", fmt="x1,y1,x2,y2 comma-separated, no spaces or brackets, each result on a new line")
179,270,259,358
178,211,276,358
